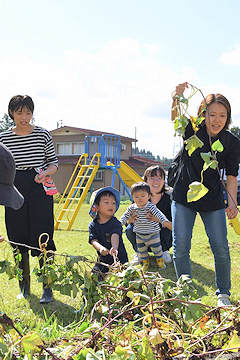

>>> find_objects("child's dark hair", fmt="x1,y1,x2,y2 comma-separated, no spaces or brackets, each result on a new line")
94,191,116,205
8,95,34,120
131,182,151,197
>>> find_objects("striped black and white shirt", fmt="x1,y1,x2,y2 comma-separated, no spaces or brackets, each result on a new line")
0,126,58,170
120,201,168,235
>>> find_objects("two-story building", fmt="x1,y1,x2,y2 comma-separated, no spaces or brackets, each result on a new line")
50,126,166,195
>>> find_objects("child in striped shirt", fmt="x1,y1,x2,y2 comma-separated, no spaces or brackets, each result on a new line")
120,182,172,271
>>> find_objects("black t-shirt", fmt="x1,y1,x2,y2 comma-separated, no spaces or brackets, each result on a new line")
173,123,240,212
89,216,128,265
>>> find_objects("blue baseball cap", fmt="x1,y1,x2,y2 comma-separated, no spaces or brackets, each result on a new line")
89,186,120,219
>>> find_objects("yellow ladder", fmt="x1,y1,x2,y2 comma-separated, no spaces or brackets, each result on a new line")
54,153,101,230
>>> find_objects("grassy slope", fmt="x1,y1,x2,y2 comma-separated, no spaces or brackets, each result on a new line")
0,202,239,334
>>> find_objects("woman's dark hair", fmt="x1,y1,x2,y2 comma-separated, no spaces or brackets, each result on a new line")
130,182,151,197
8,95,34,120
143,165,166,194
197,93,231,130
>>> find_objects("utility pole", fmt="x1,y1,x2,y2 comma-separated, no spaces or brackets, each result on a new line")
57,120,63,128
134,127,137,155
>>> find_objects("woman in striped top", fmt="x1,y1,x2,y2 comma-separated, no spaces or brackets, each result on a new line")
0,95,58,304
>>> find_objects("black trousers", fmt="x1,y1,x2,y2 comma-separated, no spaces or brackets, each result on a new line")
5,169,56,256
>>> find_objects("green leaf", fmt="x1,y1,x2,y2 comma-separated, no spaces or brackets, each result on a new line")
195,116,205,126
222,330,240,352
72,283,78,298
184,303,204,322
21,331,43,353
203,159,218,171
0,343,8,356
185,135,204,156
187,182,209,202
77,321,90,333
138,337,155,360
173,115,189,137
148,328,164,345
200,152,212,163
113,345,132,359
212,139,224,152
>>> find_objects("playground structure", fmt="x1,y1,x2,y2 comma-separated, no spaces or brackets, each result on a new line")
54,134,142,230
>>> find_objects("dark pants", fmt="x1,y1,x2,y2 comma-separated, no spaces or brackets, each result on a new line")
5,169,56,256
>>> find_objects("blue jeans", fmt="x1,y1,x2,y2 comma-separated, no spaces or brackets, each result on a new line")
171,201,231,295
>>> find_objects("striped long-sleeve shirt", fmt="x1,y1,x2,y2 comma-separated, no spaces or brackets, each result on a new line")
0,126,58,170
120,201,168,235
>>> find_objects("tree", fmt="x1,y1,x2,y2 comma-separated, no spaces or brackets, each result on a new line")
0,113,35,132
230,126,240,140
0,113,15,132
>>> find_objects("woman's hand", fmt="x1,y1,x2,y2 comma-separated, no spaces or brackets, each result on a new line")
34,171,46,184
0,235,4,243
145,210,159,222
226,206,238,220
34,164,57,184
171,82,189,120
109,248,118,257
127,210,139,224
162,220,172,231
172,82,188,100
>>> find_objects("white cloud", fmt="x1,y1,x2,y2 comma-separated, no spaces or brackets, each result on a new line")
0,39,197,158
219,45,240,65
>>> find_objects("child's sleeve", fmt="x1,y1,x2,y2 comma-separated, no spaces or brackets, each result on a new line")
150,203,168,224
88,221,99,244
110,218,123,237
119,205,132,225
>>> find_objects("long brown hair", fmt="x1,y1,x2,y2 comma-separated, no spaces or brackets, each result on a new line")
197,93,231,130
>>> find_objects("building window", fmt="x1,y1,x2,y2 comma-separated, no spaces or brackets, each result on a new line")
95,171,103,181
57,143,71,155
72,142,85,154
56,142,85,155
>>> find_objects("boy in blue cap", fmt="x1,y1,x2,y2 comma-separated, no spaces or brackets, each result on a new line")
89,186,128,277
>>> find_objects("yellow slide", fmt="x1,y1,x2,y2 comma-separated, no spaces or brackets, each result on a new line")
118,161,143,187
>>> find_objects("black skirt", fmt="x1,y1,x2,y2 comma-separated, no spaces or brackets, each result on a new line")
5,169,56,256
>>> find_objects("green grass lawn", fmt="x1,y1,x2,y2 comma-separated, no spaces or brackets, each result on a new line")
0,202,240,334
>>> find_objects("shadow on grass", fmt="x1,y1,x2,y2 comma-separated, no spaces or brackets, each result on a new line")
27,293,78,326
149,256,216,298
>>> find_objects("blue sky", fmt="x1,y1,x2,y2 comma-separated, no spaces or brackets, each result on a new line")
1,0,240,157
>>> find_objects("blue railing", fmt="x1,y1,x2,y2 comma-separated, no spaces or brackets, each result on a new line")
85,134,121,168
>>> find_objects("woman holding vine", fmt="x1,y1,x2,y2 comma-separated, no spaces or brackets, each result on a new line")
171,82,240,306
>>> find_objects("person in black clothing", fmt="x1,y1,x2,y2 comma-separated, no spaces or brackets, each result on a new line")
89,187,128,278
171,82,240,307
0,143,24,242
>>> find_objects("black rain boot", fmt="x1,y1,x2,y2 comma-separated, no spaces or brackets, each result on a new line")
17,252,30,299
40,286,53,304
39,255,54,304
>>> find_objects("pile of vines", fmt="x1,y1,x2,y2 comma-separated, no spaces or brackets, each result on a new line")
1,83,240,358
1,253,240,359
